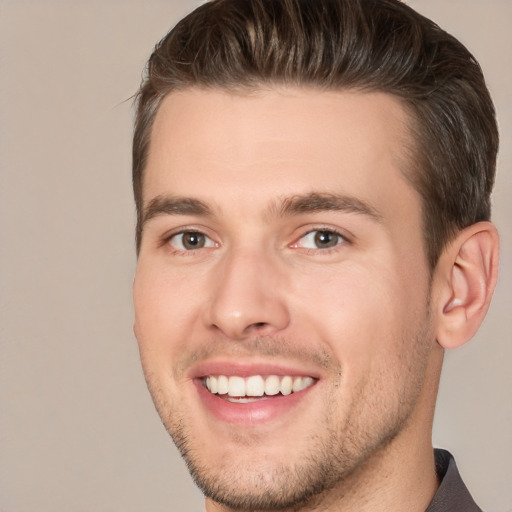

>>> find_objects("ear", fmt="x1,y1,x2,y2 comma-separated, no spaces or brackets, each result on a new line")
434,221,499,350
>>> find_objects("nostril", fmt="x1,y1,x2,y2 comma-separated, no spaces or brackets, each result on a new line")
244,322,275,337
241,322,269,336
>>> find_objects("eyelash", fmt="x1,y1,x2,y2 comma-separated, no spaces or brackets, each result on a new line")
162,227,350,256
165,230,218,254
291,227,349,254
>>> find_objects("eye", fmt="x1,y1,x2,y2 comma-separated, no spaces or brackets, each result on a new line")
168,231,216,251
295,229,345,249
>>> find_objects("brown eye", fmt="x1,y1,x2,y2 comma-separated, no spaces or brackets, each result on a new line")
314,231,340,248
182,232,205,249
295,230,345,250
169,231,215,251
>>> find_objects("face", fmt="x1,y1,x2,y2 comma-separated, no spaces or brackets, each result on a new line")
133,87,438,510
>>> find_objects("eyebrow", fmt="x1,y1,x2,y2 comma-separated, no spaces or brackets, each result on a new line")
276,192,382,221
141,191,382,228
142,195,213,226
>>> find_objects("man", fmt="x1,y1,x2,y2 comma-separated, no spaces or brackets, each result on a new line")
131,0,499,510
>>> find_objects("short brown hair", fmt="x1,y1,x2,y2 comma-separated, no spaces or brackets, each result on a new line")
133,0,498,268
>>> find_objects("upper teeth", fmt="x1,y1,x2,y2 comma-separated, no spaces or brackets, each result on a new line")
205,375,315,397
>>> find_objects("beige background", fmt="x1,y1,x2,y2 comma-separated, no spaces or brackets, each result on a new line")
0,1,510,511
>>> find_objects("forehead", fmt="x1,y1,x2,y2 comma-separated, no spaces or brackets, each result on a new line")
144,86,416,215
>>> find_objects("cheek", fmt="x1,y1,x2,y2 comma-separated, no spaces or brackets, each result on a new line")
292,262,426,367
133,263,203,367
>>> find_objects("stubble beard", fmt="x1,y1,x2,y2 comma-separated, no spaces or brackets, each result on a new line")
170,415,359,511
142,316,433,511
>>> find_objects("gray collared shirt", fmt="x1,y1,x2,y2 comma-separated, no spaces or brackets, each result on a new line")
426,449,483,512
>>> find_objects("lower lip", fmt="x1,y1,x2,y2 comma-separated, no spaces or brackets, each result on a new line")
194,379,316,425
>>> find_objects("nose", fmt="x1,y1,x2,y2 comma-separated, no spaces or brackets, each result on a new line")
204,248,290,340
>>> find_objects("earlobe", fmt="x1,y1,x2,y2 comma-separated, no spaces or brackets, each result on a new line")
435,222,499,350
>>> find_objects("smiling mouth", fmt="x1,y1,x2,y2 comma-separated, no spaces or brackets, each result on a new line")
203,375,316,402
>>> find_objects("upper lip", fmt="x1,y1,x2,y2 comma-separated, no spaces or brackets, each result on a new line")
188,360,322,380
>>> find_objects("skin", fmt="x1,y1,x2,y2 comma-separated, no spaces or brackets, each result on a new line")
133,87,451,511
